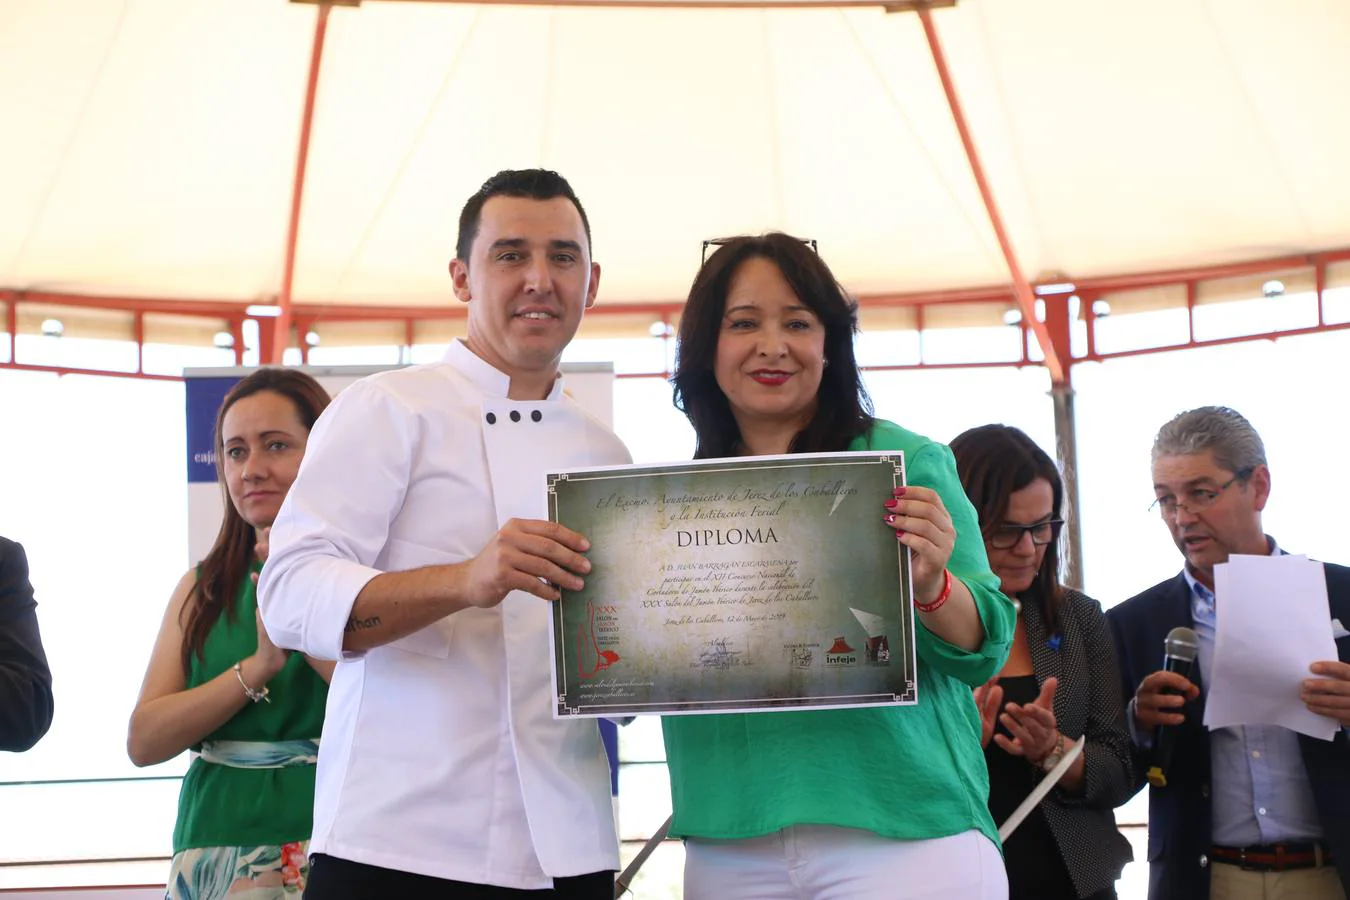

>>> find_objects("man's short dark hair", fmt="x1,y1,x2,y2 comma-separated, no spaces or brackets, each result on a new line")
455,169,592,263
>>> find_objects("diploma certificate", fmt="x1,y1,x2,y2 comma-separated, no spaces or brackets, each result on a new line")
547,453,918,717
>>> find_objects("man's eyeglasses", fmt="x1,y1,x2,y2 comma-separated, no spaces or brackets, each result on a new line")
701,237,818,266
987,519,1064,550
1149,467,1254,517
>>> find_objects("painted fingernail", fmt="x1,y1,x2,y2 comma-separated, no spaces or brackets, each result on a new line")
884,514,897,525
895,530,907,540
893,487,907,497
884,500,897,510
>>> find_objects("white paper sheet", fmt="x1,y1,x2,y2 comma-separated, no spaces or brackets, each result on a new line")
1203,554,1339,740
997,736,1086,841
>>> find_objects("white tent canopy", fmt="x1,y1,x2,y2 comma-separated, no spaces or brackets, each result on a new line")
3,0,1349,321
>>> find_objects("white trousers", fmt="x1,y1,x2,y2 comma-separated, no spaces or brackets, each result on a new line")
684,825,1008,900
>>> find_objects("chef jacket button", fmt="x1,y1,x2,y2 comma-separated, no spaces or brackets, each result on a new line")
485,412,497,425
531,410,542,422
510,410,522,423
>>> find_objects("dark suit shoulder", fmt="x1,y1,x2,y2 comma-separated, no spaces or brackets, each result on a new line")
0,538,36,622
0,536,52,751
1106,573,1188,625
1321,560,1350,589
1316,561,1350,623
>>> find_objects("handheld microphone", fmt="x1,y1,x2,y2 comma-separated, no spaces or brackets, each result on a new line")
1146,626,1199,788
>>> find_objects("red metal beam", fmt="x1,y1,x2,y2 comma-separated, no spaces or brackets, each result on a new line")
133,311,145,373
1071,248,1350,294
5,243,1346,324
916,6,1065,384
915,304,926,364
5,299,15,363
230,319,245,366
257,317,277,366
1185,281,1197,344
273,3,333,364
10,316,1346,384
1316,261,1327,327
1083,320,1350,365
297,317,312,364
0,362,180,382
1041,293,1075,378
1082,292,1099,359
1,242,1345,354
0,289,246,317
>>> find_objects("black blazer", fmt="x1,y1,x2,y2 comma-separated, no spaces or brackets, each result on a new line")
1107,562,1350,900
0,537,54,751
1017,589,1135,898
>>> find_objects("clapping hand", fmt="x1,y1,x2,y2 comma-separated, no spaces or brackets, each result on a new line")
995,676,1061,763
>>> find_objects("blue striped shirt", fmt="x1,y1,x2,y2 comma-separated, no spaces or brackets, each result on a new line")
1182,541,1323,846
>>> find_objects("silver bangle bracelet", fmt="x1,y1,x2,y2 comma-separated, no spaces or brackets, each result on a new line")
233,662,271,704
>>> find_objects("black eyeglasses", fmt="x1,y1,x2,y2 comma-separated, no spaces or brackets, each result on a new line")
701,237,818,266
987,519,1064,550
1149,467,1254,517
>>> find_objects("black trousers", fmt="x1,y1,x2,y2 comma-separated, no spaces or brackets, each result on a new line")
304,853,615,900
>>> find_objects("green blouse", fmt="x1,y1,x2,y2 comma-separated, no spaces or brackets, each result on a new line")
661,419,1016,847
173,565,328,853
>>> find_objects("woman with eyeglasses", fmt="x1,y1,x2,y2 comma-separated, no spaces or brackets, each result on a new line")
950,424,1135,900
662,233,1016,900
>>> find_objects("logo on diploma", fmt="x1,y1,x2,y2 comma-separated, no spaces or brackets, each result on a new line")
849,607,892,665
577,599,621,679
824,636,858,667
783,642,819,669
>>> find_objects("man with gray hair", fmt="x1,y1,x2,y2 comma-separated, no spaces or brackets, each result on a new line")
1108,406,1350,900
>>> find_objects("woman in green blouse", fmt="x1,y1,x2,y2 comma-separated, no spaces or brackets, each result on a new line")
129,369,333,899
664,233,1016,899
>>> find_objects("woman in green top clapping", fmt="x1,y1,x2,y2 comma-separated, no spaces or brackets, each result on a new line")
129,369,333,900
662,234,1016,900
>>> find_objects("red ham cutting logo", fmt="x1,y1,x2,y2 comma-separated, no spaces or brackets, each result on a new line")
578,599,620,679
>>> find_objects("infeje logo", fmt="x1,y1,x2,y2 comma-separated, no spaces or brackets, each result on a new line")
825,636,857,667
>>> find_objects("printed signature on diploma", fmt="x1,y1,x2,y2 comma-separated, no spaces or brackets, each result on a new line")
695,637,746,670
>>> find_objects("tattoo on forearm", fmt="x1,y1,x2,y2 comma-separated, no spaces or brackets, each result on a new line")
344,615,381,634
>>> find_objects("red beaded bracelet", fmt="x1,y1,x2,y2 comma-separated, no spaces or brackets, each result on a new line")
915,569,953,614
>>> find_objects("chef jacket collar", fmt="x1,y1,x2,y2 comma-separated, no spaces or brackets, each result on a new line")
444,339,566,402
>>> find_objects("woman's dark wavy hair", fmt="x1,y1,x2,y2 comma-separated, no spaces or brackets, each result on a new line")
671,233,873,458
179,368,331,671
950,424,1065,635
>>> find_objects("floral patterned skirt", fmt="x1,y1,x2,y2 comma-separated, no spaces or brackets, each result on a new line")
165,840,308,899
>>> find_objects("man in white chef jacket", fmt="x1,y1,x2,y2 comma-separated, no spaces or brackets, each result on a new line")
259,169,631,899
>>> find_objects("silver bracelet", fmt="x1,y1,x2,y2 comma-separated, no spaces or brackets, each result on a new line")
233,662,271,704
